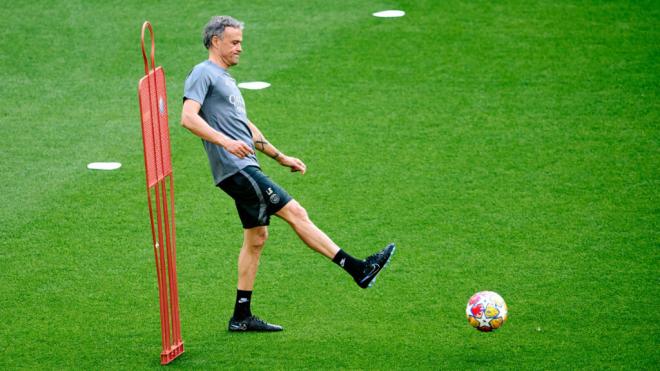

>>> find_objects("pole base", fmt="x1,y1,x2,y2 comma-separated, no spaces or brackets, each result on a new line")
160,341,184,365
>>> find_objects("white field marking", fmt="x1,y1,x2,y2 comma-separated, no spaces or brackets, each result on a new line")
237,81,271,90
372,10,405,18
87,162,122,170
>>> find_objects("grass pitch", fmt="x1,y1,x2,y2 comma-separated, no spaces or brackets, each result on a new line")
0,0,658,369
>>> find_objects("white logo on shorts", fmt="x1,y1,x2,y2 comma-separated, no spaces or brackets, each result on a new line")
266,187,280,204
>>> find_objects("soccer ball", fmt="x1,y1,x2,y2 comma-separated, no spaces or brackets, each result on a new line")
466,291,508,332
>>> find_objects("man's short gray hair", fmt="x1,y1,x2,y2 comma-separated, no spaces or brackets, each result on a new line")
202,16,244,49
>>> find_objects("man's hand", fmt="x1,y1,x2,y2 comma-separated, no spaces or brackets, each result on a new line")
278,155,306,174
181,99,253,158
223,138,254,158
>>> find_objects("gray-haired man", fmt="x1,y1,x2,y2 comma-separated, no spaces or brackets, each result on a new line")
181,16,395,332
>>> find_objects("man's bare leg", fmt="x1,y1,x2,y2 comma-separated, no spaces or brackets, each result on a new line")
276,199,395,288
237,226,268,291
275,200,340,258
229,225,283,332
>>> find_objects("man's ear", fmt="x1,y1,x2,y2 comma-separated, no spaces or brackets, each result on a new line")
212,35,222,48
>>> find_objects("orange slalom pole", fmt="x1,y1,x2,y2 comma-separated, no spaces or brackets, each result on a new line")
138,20,184,365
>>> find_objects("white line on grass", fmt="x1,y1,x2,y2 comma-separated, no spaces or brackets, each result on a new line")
87,162,122,170
238,81,271,90
372,10,405,18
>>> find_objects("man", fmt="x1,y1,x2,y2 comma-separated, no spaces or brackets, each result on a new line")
181,16,395,332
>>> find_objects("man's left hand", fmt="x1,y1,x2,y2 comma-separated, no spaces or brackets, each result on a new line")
279,155,306,174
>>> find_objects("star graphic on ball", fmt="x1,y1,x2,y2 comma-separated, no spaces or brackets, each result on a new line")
476,312,491,328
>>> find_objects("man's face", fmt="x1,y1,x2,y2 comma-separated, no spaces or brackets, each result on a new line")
213,27,242,68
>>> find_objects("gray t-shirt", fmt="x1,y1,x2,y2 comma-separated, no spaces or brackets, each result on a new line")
183,60,259,184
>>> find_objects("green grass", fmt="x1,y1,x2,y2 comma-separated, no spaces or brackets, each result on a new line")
1,0,658,369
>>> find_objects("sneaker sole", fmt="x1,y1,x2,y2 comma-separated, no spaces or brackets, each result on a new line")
366,244,396,289
228,324,283,332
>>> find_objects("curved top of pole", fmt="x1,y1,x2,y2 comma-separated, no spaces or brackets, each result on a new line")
141,21,155,75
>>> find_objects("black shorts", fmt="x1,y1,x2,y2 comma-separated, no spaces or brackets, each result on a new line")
218,166,293,229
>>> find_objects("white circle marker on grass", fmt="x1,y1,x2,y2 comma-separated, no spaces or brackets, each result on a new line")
238,81,271,90
87,162,122,170
373,10,405,18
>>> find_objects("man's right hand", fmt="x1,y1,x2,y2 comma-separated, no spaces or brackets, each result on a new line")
222,138,254,158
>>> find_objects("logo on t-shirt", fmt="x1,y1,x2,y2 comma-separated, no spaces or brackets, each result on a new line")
228,94,246,114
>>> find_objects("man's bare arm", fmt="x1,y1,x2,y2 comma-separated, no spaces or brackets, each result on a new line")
248,120,282,160
248,120,306,174
181,99,254,158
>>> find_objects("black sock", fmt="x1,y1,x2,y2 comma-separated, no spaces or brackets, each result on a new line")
233,290,252,320
332,249,366,280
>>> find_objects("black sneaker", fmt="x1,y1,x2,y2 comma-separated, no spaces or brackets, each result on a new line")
228,315,283,332
355,243,396,289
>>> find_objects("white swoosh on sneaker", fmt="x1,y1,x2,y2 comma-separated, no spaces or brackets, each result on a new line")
359,264,381,285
